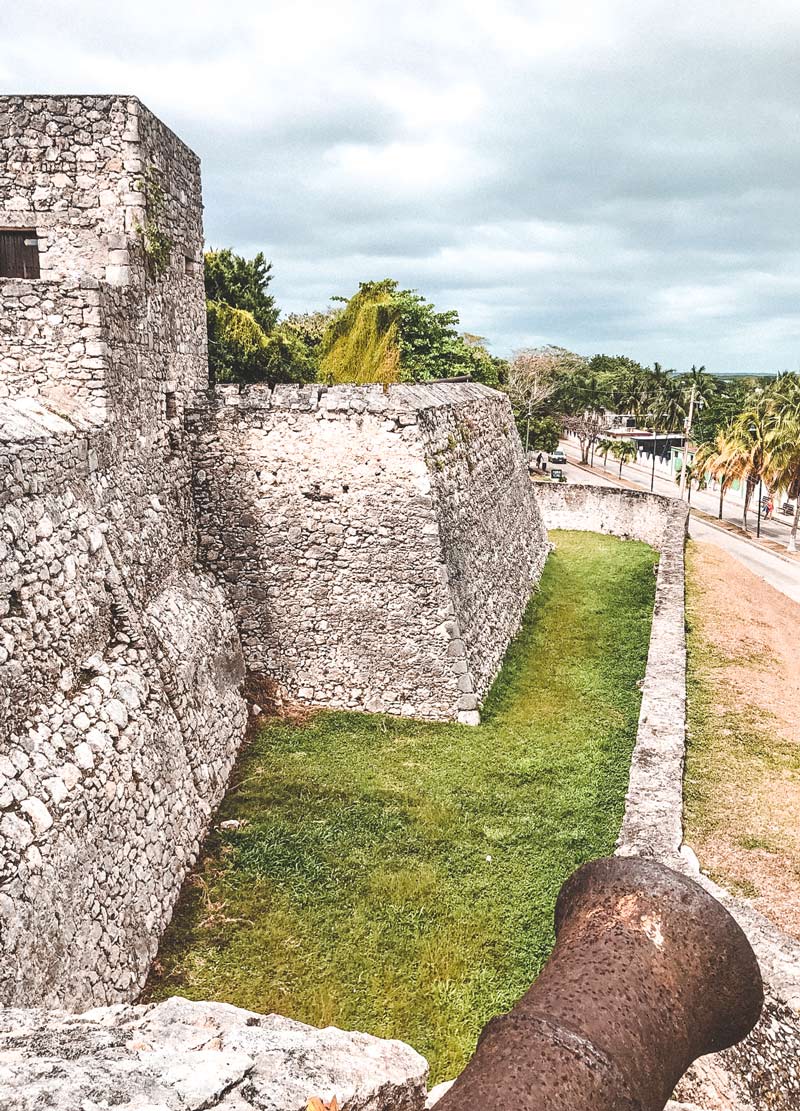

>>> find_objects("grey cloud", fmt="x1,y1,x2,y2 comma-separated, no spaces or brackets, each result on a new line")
3,0,800,371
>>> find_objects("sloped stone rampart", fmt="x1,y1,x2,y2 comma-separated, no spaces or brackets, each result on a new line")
189,382,549,723
0,96,248,1010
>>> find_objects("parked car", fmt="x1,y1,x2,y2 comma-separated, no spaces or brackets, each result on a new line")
550,468,567,483
548,449,567,465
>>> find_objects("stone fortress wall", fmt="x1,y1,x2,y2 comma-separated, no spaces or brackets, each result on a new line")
0,95,247,1009
0,96,548,1010
189,381,548,724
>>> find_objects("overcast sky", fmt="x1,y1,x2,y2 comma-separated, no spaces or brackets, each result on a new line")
3,1,800,372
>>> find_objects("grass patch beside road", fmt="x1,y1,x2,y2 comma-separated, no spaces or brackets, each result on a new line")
144,531,657,1082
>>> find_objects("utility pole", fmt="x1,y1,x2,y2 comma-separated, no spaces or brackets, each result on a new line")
679,385,696,501
650,429,657,492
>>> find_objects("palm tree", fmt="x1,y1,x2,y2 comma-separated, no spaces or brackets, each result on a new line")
680,364,719,409
610,438,637,477
596,436,615,470
769,371,800,421
763,406,800,552
656,377,688,438
693,434,733,519
716,393,773,532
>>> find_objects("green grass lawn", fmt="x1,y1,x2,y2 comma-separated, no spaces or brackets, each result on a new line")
144,530,657,1082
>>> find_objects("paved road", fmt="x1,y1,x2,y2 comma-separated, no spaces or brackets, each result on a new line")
547,445,800,604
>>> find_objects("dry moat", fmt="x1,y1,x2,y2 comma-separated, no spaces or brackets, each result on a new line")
145,530,659,1082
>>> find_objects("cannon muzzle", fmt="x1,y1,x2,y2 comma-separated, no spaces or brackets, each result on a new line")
436,856,763,1111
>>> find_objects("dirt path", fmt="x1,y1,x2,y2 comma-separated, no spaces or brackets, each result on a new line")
685,540,800,940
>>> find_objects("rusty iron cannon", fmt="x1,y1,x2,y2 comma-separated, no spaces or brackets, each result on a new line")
436,856,763,1111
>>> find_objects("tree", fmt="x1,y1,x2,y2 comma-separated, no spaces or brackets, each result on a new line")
590,354,648,419
716,392,774,532
393,287,472,380
563,409,607,464
692,377,747,444
207,301,315,386
679,364,719,409
693,434,734,519
521,415,562,453
281,308,343,377
556,360,608,464
282,308,342,352
319,280,401,385
763,376,800,550
610,438,637,477
204,249,279,333
653,377,687,436
458,335,508,389
318,279,506,385
506,347,562,451
596,436,615,470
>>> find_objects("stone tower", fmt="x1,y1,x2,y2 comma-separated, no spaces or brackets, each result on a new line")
0,94,206,421
0,96,246,1007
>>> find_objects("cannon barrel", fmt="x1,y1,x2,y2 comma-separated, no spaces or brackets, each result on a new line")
436,856,763,1111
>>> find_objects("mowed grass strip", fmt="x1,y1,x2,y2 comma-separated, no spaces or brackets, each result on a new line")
144,530,657,1082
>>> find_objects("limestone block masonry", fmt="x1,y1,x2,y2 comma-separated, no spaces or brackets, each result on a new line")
0,996,429,1111
0,95,247,1009
189,381,549,724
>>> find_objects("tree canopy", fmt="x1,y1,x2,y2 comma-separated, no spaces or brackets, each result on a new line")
204,249,279,333
318,279,503,386
204,249,314,386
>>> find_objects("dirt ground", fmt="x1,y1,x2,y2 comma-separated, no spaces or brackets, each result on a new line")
684,540,800,940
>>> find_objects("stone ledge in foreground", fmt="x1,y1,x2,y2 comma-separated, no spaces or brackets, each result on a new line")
0,995,429,1111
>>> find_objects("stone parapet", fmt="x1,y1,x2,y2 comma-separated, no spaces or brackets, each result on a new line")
0,996,429,1110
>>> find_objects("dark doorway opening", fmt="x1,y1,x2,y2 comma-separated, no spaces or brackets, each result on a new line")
0,230,41,279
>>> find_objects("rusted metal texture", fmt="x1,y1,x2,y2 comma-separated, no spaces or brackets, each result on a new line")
436,855,763,1111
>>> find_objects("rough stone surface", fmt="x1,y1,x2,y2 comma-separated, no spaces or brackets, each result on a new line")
189,381,549,722
0,996,428,1110
0,96,248,1009
535,482,686,550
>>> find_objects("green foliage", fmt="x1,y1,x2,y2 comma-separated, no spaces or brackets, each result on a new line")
693,378,749,444
134,166,174,278
143,532,658,1083
319,280,402,385
596,436,617,468
319,279,505,385
456,334,508,388
517,414,562,453
588,353,647,379
207,301,315,386
609,438,638,476
282,309,342,355
204,249,318,386
205,249,279,334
